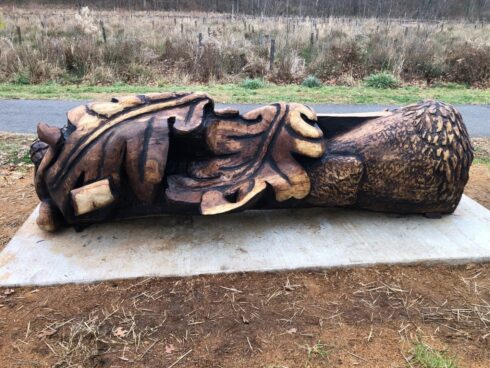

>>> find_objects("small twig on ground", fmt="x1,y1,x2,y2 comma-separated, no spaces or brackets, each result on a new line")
400,350,415,368
219,286,243,293
25,321,30,339
140,339,160,359
344,349,367,362
167,349,192,368
246,336,253,352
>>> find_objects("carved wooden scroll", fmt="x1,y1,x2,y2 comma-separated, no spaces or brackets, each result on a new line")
30,93,473,231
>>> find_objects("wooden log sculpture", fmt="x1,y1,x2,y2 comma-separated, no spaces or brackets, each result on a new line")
30,92,473,231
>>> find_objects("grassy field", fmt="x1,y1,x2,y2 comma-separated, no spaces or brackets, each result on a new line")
1,82,489,104
0,7,489,87
1,6,489,104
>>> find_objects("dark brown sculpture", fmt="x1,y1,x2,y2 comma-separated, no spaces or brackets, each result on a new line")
30,92,473,231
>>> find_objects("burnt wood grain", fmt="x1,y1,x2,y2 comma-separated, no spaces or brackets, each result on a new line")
30,93,473,231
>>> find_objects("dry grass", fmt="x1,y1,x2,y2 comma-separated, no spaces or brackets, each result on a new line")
0,6,489,86
0,132,33,167
473,138,490,167
2,267,490,367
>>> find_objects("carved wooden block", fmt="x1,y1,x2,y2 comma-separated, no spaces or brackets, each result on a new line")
30,92,473,231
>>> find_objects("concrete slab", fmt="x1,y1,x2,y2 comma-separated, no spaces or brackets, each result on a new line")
1,195,489,287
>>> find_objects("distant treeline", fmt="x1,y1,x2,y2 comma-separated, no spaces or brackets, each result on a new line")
4,0,490,21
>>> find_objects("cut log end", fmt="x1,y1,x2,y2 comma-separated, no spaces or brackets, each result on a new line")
70,179,115,216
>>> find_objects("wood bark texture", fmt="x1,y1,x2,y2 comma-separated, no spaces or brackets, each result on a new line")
30,93,473,231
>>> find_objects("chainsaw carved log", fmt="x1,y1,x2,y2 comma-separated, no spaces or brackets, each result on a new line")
30,93,473,231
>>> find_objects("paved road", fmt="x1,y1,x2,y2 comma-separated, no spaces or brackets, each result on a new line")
1,99,489,136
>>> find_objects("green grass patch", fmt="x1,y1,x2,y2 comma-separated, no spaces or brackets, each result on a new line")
473,145,490,168
241,78,266,89
302,75,322,88
0,83,489,105
364,72,400,89
302,340,330,367
474,150,490,168
474,157,490,167
13,72,31,85
411,342,458,368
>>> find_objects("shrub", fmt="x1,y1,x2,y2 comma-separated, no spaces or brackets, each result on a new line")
242,53,268,78
337,73,358,87
269,52,305,83
84,66,116,85
420,62,445,85
241,78,265,89
302,75,322,88
445,44,490,86
307,41,364,81
364,72,400,89
401,42,445,85
14,72,30,85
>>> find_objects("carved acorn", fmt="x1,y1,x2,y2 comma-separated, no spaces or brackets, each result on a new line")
306,100,473,214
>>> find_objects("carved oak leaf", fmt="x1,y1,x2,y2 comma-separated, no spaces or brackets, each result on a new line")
166,103,325,214
42,92,211,205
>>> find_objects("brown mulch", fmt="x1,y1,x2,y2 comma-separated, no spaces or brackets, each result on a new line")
0,170,36,248
0,135,490,367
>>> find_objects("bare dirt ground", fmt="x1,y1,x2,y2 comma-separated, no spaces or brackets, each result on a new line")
1,133,490,368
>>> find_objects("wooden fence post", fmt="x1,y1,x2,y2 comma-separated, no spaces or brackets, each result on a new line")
16,25,22,45
100,21,107,44
269,38,275,70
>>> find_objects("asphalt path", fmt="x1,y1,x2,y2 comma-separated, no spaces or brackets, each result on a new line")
0,99,489,136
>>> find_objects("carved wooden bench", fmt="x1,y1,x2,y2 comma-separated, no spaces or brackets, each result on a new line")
30,93,473,231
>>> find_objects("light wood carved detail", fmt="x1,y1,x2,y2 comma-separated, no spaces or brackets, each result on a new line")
71,179,115,216
166,102,325,214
